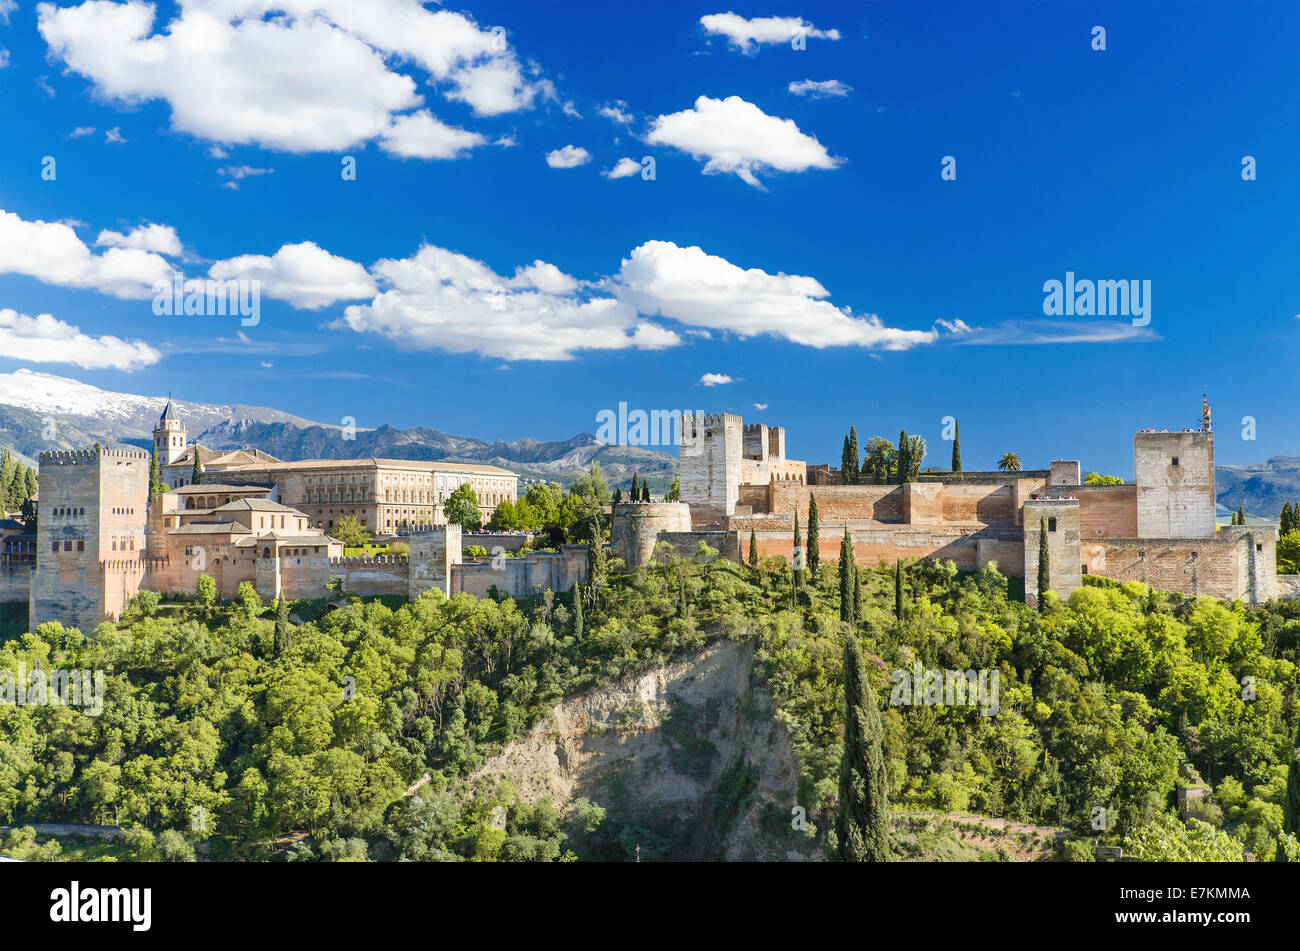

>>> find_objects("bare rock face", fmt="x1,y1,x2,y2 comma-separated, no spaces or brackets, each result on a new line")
472,638,823,861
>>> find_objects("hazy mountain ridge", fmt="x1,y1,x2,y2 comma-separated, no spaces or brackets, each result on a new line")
1215,456,1300,519
0,370,675,487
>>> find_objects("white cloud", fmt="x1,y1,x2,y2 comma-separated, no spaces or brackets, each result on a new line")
604,157,641,179
104,126,125,143
37,0,544,155
599,102,632,125
546,145,591,168
0,0,13,23
950,319,1158,346
700,13,840,53
0,48,9,69
377,110,487,159
788,78,852,98
645,95,840,187
613,241,937,350
0,307,161,370
260,360,273,368
208,241,376,310
698,372,734,386
217,164,274,180
68,125,96,138
95,222,182,256
0,209,172,298
753,402,768,410
335,244,681,361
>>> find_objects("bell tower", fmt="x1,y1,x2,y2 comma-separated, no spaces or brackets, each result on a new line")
153,398,187,465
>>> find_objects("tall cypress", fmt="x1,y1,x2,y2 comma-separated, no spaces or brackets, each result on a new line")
951,419,961,473
749,529,759,568
793,512,803,586
641,482,650,502
847,427,860,484
807,494,820,583
897,430,910,484
853,566,862,624
149,442,164,495
894,559,904,621
629,472,639,501
572,583,584,640
274,597,293,655
836,634,890,862
1236,506,1245,525
191,445,204,485
1037,516,1051,612
1281,502,1293,535
839,527,856,623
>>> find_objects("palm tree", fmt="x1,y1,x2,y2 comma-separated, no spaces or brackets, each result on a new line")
998,451,1022,472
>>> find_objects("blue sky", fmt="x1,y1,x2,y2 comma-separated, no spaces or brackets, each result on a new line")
0,0,1296,478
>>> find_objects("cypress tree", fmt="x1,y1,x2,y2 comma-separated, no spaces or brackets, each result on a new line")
1037,516,1051,612
572,583,584,640
192,445,204,485
793,512,803,586
641,482,650,502
897,430,910,484
807,494,820,583
1284,720,1300,841
894,559,904,620
749,529,759,568
951,419,961,473
678,578,689,619
847,427,860,484
1236,506,1245,525
149,442,164,495
853,566,862,624
839,527,856,623
836,634,890,861
1282,502,1293,535
274,597,292,655
629,472,639,501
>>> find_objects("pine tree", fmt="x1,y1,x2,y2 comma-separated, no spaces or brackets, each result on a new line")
839,527,856,623
807,494,820,583
749,529,759,568
894,559,904,620
951,419,961,473
192,445,204,485
836,634,890,862
572,583,584,640
896,430,910,484
629,472,639,501
612,488,622,504
1037,516,1051,612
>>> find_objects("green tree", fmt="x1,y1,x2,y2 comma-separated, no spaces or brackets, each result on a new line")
862,437,896,484
1236,506,1246,526
836,634,890,861
904,434,926,480
274,597,293,655
894,559,904,621
792,512,803,586
839,528,856,624
334,515,370,548
896,430,910,484
1281,502,1293,535
1285,721,1300,840
196,574,216,611
572,583,584,640
192,445,204,485
444,484,482,529
665,478,681,502
806,494,820,583
1123,813,1242,862
749,529,759,568
629,472,639,501
1037,516,1050,612
842,428,860,484
148,442,166,496
950,419,961,473
0,448,15,510
641,482,650,503
236,581,261,619
998,451,1021,472
1084,473,1124,486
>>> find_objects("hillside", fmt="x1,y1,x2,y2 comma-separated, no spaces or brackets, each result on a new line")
1216,456,1300,518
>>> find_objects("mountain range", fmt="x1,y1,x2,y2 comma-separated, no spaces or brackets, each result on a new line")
0,370,677,488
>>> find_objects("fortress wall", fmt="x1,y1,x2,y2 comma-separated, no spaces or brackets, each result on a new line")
1278,576,1300,599
655,530,742,565
282,555,410,600
769,483,904,521
769,482,1016,527
937,483,1016,525
1047,484,1138,538
737,484,770,512
744,526,1025,576
453,547,588,598
1024,499,1083,606
1083,533,1270,603
610,502,692,570
0,566,30,604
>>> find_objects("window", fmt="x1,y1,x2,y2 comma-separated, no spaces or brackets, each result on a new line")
1048,517,1057,533
52,541,59,552
1171,457,1180,467
77,540,84,552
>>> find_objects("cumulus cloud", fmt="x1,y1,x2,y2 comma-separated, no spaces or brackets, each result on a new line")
378,110,486,159
0,308,161,370
37,0,544,155
613,241,938,350
335,244,682,361
698,372,734,386
68,125,96,138
645,95,840,187
700,13,840,53
599,102,632,125
0,209,172,298
949,319,1159,346
104,126,126,143
545,145,591,168
0,1,14,24
208,241,376,310
604,157,641,179
788,78,852,98
95,222,182,256
753,402,768,410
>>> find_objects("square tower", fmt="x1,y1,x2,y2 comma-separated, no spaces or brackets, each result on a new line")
1135,431,1214,538
679,413,742,523
31,447,149,631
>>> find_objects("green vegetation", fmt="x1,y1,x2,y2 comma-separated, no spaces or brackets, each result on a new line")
333,515,370,549
836,634,890,860
1083,473,1124,486
443,484,482,529
0,446,37,512
998,451,1021,472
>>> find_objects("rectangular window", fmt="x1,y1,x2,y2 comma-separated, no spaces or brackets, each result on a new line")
1048,517,1057,533
1172,457,1180,467
52,541,59,552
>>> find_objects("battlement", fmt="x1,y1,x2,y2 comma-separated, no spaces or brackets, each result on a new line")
326,555,409,567
39,447,149,464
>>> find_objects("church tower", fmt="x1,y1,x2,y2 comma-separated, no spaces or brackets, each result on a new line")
154,399,187,465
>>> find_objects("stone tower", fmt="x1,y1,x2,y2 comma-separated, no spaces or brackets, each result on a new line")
1134,428,1215,538
679,413,742,524
31,447,150,631
154,398,187,465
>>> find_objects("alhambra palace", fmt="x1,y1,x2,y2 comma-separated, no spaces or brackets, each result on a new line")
0,398,1291,633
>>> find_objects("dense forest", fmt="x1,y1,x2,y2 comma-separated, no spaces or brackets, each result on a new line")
1,534,1298,861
